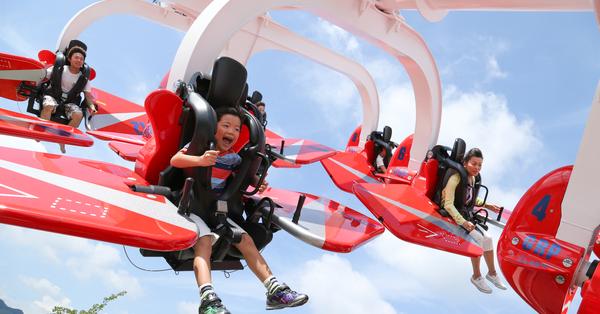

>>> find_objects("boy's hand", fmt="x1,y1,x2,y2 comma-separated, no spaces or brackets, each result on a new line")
198,150,219,166
258,180,269,193
88,103,98,115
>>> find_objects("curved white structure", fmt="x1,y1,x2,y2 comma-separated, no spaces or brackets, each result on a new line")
376,0,595,22
57,0,382,148
169,0,441,171
221,15,380,145
56,0,194,51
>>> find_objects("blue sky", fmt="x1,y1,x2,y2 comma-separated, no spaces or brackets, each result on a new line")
1,1,599,313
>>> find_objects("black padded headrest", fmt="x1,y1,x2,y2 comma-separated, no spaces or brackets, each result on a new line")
206,57,247,110
240,83,249,107
249,90,262,104
383,126,392,143
450,138,466,163
189,72,210,99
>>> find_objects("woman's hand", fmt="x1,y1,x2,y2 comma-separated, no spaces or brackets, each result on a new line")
486,204,502,213
462,221,475,232
197,150,219,167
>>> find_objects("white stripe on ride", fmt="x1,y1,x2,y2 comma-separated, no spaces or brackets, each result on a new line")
365,189,481,248
328,158,380,184
0,68,46,81
279,139,303,163
0,183,38,198
0,159,197,232
89,112,147,130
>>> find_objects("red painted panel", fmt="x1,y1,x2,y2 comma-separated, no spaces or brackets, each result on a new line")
498,166,586,314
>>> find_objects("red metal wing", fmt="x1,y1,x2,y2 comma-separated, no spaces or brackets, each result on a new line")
89,88,148,135
0,146,197,251
266,137,336,165
0,108,93,146
320,151,380,194
0,52,45,101
87,130,145,145
352,183,483,257
256,187,384,253
108,141,142,162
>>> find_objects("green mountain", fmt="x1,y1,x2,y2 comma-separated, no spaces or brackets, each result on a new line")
0,299,23,314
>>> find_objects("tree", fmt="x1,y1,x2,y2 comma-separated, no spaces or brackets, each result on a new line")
51,291,127,314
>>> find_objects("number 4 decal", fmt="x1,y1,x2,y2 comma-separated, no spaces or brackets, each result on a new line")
532,194,551,222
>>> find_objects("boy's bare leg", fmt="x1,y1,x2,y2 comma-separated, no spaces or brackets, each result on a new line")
193,236,213,286
68,111,83,128
40,106,53,120
235,234,308,309
235,234,271,282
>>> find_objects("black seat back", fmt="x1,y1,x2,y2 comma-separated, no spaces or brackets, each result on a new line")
369,126,394,168
432,138,468,211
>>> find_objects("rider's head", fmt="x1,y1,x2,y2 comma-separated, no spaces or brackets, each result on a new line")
256,101,265,115
67,46,86,69
463,148,483,177
214,107,243,152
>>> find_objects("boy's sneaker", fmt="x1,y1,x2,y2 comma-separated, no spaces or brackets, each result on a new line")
199,292,230,314
470,276,493,294
486,273,508,290
266,284,309,310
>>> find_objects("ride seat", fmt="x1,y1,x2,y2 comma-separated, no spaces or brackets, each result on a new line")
23,40,92,126
139,57,270,270
431,138,467,210
366,126,394,170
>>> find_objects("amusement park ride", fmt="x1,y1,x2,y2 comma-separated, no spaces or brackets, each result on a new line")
0,0,599,313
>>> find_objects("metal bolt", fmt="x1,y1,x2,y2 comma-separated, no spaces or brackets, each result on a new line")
511,237,519,245
555,275,565,284
563,258,573,268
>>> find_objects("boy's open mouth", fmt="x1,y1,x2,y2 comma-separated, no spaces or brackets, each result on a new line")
222,135,234,146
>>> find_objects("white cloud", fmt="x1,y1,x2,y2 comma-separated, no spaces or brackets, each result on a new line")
177,301,197,314
440,36,510,85
310,19,362,58
440,86,542,184
0,134,47,152
0,226,142,297
33,295,71,314
21,277,61,296
19,276,72,314
296,254,396,314
0,25,37,56
486,55,508,80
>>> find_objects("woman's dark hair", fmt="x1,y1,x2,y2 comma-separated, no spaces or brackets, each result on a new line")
463,148,483,163
215,106,243,122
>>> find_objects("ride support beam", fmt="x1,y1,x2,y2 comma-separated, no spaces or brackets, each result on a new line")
558,81,600,249
169,0,441,171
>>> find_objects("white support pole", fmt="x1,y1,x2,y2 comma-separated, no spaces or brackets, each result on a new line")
57,0,383,150
558,81,600,249
57,0,193,51
169,0,441,171
222,16,380,148
595,0,600,31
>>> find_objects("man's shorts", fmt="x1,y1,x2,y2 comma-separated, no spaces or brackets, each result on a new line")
43,95,82,120
188,213,246,244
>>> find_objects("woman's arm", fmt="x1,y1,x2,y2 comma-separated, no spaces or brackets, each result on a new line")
441,173,467,226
